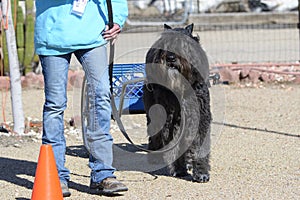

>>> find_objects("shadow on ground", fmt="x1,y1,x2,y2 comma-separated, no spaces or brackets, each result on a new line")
0,157,36,190
67,121,298,174
0,153,125,199
0,157,35,200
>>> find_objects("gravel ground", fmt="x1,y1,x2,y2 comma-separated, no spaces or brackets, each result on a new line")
0,84,299,200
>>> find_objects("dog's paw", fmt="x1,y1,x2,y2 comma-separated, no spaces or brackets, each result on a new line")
192,173,210,183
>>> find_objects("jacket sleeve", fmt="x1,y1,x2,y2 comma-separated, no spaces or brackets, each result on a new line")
110,0,128,28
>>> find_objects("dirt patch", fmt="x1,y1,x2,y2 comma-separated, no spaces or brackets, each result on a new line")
0,84,299,199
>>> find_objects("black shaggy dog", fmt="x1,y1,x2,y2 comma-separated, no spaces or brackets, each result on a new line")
143,24,212,182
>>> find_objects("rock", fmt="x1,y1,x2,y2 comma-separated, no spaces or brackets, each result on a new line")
23,72,44,89
293,75,300,84
218,67,239,83
248,70,260,83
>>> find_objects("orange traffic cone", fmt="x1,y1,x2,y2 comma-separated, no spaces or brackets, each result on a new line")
31,144,63,200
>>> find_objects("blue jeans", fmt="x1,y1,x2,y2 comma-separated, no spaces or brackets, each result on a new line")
40,45,115,185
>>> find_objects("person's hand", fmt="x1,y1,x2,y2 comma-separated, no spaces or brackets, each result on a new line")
102,24,121,45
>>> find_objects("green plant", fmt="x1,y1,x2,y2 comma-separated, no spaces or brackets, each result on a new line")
1,0,37,75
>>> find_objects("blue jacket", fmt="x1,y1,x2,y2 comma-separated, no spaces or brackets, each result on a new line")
34,0,128,55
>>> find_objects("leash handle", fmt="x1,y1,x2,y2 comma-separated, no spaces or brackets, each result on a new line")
106,0,114,29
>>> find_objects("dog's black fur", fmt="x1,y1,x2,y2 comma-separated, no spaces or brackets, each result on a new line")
143,24,212,182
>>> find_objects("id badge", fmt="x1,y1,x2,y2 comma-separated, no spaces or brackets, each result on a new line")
72,0,88,17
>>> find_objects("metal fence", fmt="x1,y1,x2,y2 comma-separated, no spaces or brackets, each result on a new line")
127,0,190,25
118,0,299,66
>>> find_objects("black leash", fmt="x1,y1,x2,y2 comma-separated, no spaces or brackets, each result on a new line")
106,0,186,154
106,0,114,94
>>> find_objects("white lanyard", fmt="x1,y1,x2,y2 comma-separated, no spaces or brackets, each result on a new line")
71,0,88,17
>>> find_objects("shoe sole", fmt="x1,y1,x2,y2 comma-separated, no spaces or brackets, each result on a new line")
63,192,71,197
102,187,128,194
91,186,128,195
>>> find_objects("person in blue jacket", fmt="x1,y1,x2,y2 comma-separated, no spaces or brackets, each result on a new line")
34,0,128,197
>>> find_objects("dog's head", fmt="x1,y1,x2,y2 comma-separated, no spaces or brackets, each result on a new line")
145,24,209,94
163,23,199,43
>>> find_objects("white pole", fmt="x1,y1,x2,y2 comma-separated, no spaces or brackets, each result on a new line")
2,0,25,134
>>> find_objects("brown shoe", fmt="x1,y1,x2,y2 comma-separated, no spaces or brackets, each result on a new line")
90,177,128,194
